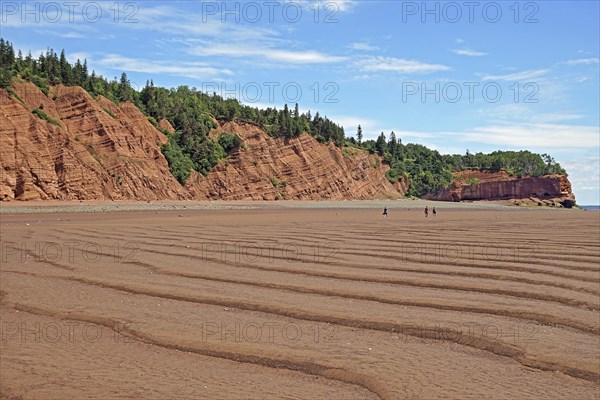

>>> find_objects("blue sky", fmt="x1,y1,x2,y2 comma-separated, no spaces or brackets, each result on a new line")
2,1,599,203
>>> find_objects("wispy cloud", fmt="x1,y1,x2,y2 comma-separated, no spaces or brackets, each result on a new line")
573,76,589,83
356,56,450,74
350,42,379,52
96,54,234,81
128,5,348,66
187,41,346,64
296,0,357,12
59,32,87,39
478,104,585,124
562,58,600,66
66,52,91,64
452,48,487,57
562,156,600,195
328,115,380,134
459,123,599,149
482,69,548,81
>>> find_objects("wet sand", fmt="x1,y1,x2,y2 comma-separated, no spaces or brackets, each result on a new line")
1,204,599,399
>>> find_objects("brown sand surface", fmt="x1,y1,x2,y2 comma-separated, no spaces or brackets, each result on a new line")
1,205,599,399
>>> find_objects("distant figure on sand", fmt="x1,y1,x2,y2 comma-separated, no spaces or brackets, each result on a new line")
424,206,429,217
383,207,388,217
432,207,437,216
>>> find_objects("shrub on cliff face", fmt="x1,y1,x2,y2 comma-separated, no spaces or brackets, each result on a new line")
32,109,61,127
162,139,194,185
218,133,242,153
159,111,227,180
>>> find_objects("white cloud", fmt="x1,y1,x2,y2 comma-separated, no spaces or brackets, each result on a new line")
330,0,356,12
478,104,585,124
57,31,87,39
350,42,379,52
66,52,91,64
482,69,549,81
562,58,600,66
127,5,278,41
562,156,600,204
295,0,357,12
187,42,346,64
356,56,450,74
573,76,590,83
452,48,487,57
458,123,599,149
96,54,234,81
328,115,380,134
385,130,436,140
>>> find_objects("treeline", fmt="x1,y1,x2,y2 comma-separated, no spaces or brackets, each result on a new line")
139,83,344,144
139,83,344,182
0,39,122,101
0,40,567,193
0,40,343,142
362,129,567,197
444,150,566,177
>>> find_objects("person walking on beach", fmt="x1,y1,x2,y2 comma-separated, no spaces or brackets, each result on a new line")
432,207,437,216
383,207,388,217
424,206,429,218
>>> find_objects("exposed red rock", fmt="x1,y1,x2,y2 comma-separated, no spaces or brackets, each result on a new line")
186,121,401,200
1,83,576,205
158,118,175,134
0,84,401,201
0,82,188,201
426,170,576,207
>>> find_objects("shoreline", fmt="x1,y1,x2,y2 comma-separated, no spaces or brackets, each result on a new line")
0,198,581,214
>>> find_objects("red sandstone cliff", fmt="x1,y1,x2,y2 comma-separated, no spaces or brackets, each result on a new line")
0,83,576,204
426,170,576,207
0,82,187,201
185,121,405,200
0,83,401,201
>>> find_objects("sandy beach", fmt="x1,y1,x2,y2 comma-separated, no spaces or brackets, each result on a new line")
1,202,599,399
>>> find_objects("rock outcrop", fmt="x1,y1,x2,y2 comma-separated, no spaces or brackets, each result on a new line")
0,83,401,201
0,82,188,201
158,118,175,134
426,170,576,207
186,121,402,200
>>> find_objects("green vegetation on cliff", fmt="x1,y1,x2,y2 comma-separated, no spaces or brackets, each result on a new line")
0,39,567,194
362,129,566,196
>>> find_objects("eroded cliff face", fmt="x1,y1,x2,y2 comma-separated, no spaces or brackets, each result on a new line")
186,121,403,200
0,82,187,201
426,170,576,207
0,83,401,201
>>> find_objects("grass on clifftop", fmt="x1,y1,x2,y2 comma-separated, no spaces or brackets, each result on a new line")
32,108,61,127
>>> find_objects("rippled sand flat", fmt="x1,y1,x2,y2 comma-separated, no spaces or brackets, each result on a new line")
1,204,598,399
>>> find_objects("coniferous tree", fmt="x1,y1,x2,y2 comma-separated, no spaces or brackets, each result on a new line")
375,132,387,156
0,39,15,88
59,50,72,85
118,72,132,102
388,131,398,156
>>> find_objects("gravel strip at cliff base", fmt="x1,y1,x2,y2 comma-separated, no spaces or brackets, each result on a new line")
0,199,529,214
